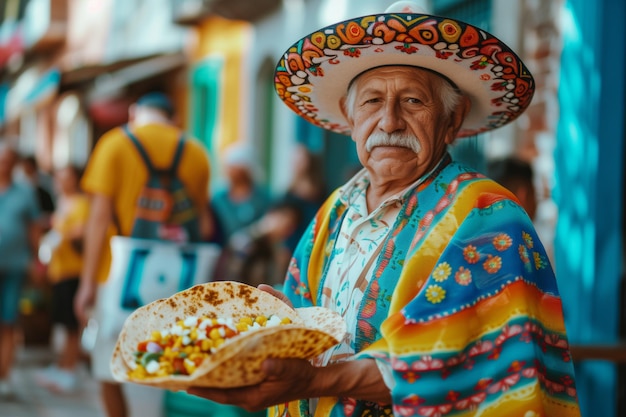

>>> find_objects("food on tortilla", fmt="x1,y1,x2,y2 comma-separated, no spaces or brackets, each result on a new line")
111,281,346,390
128,314,293,379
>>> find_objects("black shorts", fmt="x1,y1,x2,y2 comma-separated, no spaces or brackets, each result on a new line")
51,278,80,330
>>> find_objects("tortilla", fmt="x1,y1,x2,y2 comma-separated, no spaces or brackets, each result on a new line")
110,281,346,390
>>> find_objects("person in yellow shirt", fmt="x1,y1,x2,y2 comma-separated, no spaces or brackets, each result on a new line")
74,92,211,417
35,165,88,393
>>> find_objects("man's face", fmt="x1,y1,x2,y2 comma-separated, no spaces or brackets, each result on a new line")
343,66,465,180
226,164,253,186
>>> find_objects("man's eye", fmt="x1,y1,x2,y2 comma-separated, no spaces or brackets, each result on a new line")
406,98,422,104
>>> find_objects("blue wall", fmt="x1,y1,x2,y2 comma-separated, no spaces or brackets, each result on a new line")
554,0,626,415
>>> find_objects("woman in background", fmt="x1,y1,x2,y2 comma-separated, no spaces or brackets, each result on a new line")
36,165,89,393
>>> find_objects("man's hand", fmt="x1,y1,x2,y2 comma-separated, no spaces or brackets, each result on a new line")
188,358,317,412
74,278,97,326
75,193,113,326
257,284,293,308
188,355,391,411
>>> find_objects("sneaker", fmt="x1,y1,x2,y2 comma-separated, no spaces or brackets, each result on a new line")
35,365,77,394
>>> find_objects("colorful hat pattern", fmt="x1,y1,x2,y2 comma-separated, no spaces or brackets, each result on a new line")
274,9,535,138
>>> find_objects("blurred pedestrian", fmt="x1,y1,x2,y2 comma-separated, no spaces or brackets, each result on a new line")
0,141,42,398
18,155,55,302
211,144,270,241
487,156,558,265
73,92,211,417
211,144,270,282
19,155,55,231
281,144,326,252
228,198,303,287
487,156,537,219
35,165,88,393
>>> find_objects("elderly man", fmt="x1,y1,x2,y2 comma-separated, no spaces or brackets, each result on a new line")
190,3,581,417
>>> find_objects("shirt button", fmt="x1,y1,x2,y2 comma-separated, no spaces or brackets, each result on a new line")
348,245,358,255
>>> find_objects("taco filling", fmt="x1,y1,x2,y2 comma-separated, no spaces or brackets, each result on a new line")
129,314,292,379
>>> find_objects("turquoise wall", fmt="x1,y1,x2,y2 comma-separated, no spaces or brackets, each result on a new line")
554,0,625,415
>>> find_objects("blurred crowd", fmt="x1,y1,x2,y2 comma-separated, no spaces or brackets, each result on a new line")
0,93,329,417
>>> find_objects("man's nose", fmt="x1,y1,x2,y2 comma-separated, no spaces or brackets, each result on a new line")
377,101,406,133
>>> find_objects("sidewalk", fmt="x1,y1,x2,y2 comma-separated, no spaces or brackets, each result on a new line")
0,344,165,417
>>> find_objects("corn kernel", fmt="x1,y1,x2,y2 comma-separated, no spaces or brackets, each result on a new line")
235,322,249,332
255,315,267,325
281,317,292,324
150,331,161,342
240,317,253,325
201,339,212,351
189,329,198,340
209,328,221,340
163,347,174,359
214,338,225,348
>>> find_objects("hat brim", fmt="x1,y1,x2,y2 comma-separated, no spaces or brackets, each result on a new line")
274,12,534,138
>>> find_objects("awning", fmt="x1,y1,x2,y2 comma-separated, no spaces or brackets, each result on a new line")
86,52,187,100
24,68,61,105
3,66,61,124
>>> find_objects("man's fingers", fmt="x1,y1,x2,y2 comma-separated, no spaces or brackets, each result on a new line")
262,358,310,379
187,387,229,403
187,387,262,411
257,284,293,307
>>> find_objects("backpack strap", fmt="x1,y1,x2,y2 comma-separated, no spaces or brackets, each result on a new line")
124,125,188,176
168,133,187,175
122,124,156,173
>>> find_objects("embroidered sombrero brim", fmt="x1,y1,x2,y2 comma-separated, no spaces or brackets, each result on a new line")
274,11,534,138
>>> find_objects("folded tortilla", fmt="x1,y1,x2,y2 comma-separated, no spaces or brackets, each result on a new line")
110,281,346,390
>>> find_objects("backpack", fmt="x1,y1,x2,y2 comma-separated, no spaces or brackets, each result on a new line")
123,124,201,243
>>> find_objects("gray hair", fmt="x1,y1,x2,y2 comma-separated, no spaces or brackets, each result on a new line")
343,68,464,121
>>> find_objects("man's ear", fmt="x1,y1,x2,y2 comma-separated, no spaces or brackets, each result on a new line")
339,96,358,142
339,96,353,127
444,95,471,145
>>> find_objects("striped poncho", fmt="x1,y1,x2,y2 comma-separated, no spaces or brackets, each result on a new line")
270,158,580,417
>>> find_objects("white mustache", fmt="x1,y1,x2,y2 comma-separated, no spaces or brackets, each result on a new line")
365,132,422,153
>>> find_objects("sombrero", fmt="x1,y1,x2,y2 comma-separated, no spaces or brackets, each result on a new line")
274,2,534,138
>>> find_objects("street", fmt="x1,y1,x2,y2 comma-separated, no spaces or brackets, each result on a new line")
0,345,164,417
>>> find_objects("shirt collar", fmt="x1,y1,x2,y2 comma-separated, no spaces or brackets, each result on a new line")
339,153,451,209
